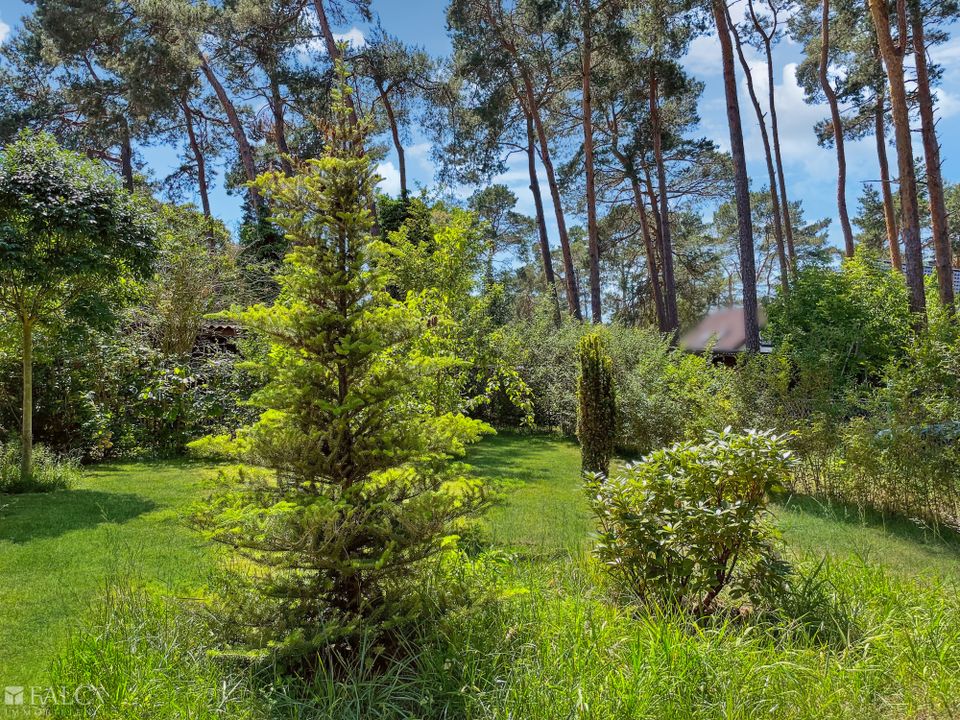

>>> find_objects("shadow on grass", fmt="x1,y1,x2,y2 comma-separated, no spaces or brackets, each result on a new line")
467,431,578,485
779,492,960,549
84,456,219,473
0,490,155,543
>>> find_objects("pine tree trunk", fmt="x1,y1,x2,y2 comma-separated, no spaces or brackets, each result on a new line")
527,115,561,324
820,0,855,257
119,121,134,192
483,0,580,318
630,176,668,331
911,11,954,311
649,69,679,332
870,0,926,317
199,53,261,208
20,315,32,481
378,83,407,197
714,0,760,352
874,86,901,271
729,8,789,293
269,73,293,177
581,21,602,323
759,25,796,267
312,0,360,129
180,97,212,219
520,70,582,320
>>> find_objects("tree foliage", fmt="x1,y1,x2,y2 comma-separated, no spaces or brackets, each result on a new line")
0,130,155,478
577,332,616,476
191,78,491,667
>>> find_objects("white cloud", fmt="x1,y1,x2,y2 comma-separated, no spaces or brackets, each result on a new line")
684,34,723,79
375,161,402,196
0,19,10,45
930,38,960,121
333,27,366,49
294,17,366,59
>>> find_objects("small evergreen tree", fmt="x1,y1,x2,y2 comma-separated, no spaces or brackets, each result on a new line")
577,333,616,476
192,71,491,668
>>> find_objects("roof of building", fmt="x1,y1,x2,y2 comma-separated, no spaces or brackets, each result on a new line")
679,307,769,354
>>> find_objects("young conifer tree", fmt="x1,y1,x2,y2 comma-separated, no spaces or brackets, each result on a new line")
193,65,491,667
577,332,616,477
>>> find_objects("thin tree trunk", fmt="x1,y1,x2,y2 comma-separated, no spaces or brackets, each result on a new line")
608,117,667,330
527,115,561,324
912,10,954,311
378,82,407,197
729,8,789,293
752,1,796,267
119,121,134,191
643,165,665,267
820,0,855,257
312,0,360,129
714,0,760,352
630,176,668,331
199,53,261,208
649,68,679,332
581,19,602,323
520,70,582,320
20,316,32,480
482,0,579,317
269,73,293,176
180,97,211,219
870,0,926,316
310,0,377,231
874,86,901,270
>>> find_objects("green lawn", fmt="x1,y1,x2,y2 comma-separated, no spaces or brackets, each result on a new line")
2,432,960,716
0,460,220,686
471,431,960,580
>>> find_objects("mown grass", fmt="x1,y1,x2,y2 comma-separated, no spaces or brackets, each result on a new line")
5,433,960,718
0,460,220,686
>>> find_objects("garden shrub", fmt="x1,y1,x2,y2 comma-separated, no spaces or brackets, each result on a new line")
766,248,912,418
588,428,793,613
576,333,616,475
617,346,737,454
0,439,80,493
496,316,737,452
832,315,960,528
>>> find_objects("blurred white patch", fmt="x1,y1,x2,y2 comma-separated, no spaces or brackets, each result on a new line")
0,19,10,44
375,161,402,196
333,27,366,49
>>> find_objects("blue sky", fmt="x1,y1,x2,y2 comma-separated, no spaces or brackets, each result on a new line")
2,0,959,252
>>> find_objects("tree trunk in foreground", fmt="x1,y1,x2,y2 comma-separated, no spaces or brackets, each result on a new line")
378,84,407,197
21,316,32,481
199,53,261,208
581,21,602,323
650,68,679,333
630,176,668,331
729,8,789,293
181,97,212,219
520,69,582,320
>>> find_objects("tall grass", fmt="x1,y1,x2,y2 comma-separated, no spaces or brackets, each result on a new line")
49,550,960,719
0,439,80,493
